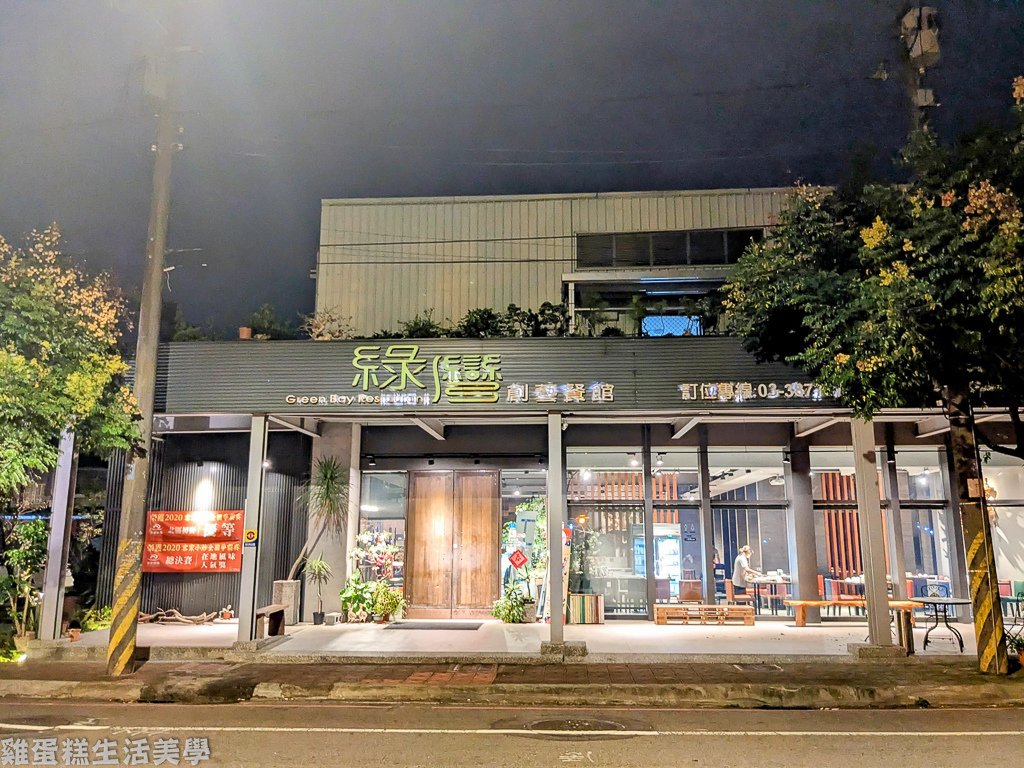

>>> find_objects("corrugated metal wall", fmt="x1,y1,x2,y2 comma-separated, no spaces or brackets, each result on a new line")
99,433,311,616
95,449,128,608
317,189,789,334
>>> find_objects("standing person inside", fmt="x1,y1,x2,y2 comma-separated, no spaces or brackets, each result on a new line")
732,544,762,596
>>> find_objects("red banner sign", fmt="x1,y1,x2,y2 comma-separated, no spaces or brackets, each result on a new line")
143,510,244,573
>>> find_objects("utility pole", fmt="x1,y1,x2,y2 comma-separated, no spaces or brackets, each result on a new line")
106,9,182,677
899,5,940,132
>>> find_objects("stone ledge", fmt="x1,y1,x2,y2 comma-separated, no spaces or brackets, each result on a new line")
848,643,910,660
541,641,588,660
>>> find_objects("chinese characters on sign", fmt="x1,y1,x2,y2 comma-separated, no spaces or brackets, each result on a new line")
143,510,244,573
285,344,617,408
677,381,826,403
0,736,211,766
508,549,529,570
350,345,505,404
506,381,614,405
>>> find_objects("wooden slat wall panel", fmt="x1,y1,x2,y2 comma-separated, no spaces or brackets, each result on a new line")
405,472,455,610
453,471,500,611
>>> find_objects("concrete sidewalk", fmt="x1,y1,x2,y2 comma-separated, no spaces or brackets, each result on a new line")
0,657,1021,709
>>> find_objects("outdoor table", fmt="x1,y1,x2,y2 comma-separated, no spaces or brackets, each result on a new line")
749,577,790,616
1001,596,1024,643
911,596,971,652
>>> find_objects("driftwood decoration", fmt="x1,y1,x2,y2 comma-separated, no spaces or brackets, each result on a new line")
138,608,218,625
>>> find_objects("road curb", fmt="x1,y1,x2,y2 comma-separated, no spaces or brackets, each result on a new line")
251,680,1024,709
3,674,1022,709
0,679,144,703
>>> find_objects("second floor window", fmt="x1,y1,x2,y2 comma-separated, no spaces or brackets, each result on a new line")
577,229,763,269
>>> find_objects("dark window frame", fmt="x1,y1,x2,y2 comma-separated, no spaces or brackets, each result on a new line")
576,228,764,269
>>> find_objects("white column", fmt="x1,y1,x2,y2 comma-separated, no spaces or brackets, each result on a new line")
39,430,76,641
786,435,821,622
547,412,565,644
882,436,908,600
345,424,361,579
237,415,268,644
850,418,893,646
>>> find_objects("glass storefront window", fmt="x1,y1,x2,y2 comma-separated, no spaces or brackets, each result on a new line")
983,453,1024,502
499,470,547,601
993,507,1024,591
653,449,699,501
357,472,408,588
985,455,1024,600
568,503,648,616
895,449,944,501
567,449,648,617
708,448,787,502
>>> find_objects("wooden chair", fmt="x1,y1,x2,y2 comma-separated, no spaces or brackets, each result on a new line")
724,579,754,606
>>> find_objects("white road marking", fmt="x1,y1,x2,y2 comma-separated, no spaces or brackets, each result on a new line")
1,723,1023,737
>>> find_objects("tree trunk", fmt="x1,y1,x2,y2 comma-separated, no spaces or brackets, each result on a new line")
944,384,1008,675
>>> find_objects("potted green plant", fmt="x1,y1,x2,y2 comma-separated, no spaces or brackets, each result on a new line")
1008,634,1023,658
491,584,527,623
0,518,48,650
305,555,333,625
339,573,375,622
370,581,406,623
274,456,349,624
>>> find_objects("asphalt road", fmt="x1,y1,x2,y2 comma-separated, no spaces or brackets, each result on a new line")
1,701,1022,768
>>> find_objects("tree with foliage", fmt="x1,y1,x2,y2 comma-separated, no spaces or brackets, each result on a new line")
723,77,1024,675
0,226,141,500
0,519,48,637
246,302,298,340
165,302,215,342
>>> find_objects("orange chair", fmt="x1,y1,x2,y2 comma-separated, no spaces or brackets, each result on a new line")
725,579,754,606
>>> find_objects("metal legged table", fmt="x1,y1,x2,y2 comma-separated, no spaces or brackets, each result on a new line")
911,596,971,652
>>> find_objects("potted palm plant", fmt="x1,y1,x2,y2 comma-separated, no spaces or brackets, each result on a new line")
273,456,349,623
305,556,333,625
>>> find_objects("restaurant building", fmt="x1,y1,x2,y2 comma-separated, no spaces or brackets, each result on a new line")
90,189,1023,652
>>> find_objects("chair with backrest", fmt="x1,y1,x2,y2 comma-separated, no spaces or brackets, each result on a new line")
768,581,790,615
1013,581,1024,624
909,577,929,617
714,565,727,604
822,577,836,616
655,578,670,603
724,579,754,606
998,580,1012,617
920,581,949,622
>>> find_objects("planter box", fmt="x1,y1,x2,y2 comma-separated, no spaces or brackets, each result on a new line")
523,603,538,624
272,580,301,625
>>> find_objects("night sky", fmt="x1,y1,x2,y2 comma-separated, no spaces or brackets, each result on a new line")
2,1,1023,333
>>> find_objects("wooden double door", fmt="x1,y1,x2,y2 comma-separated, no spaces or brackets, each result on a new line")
404,471,500,618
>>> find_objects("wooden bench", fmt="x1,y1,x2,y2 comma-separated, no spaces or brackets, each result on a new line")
255,603,288,637
654,603,755,626
785,599,917,628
